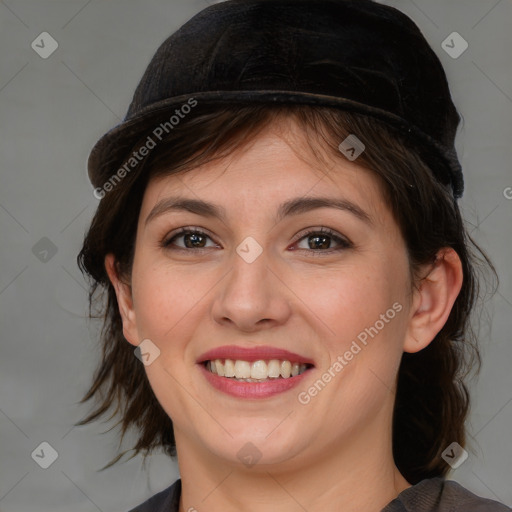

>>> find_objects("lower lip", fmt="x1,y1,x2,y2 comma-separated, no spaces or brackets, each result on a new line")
199,364,311,399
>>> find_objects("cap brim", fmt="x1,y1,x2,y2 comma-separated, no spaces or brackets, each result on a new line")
88,90,462,197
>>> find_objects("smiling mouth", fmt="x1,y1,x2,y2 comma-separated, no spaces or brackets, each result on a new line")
204,359,313,382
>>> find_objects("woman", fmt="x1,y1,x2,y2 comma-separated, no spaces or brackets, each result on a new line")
76,1,509,511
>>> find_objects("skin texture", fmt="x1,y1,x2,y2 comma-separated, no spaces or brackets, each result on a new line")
106,118,463,512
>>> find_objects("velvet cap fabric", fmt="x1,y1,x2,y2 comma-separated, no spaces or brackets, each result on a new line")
87,0,464,198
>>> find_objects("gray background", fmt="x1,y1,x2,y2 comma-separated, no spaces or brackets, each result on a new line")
0,0,511,510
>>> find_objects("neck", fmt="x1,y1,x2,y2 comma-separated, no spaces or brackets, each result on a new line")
174,406,411,512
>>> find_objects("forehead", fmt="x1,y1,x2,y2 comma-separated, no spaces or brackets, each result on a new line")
139,124,386,224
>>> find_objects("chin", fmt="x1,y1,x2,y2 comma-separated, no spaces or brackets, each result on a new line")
205,425,309,467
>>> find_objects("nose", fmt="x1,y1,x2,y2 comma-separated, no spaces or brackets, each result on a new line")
211,247,292,333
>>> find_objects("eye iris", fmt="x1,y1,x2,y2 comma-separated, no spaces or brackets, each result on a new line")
173,230,339,250
309,234,331,250
184,232,206,248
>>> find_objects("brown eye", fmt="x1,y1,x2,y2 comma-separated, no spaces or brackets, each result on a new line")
305,233,333,250
293,227,351,254
162,228,218,250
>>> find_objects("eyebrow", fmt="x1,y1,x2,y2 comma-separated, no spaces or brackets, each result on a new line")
144,195,373,227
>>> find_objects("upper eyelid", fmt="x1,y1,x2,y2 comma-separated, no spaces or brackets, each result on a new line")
165,226,217,241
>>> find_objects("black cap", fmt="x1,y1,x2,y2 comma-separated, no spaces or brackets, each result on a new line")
88,0,464,198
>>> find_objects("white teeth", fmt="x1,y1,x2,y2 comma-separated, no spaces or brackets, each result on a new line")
224,359,235,377
214,359,224,377
267,359,281,378
234,360,251,379
250,360,268,379
280,360,291,378
206,359,309,380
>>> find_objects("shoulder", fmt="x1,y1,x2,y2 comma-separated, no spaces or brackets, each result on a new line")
382,477,510,512
127,479,181,512
440,479,510,511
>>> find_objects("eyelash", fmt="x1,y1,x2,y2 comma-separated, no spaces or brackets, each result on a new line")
160,226,352,256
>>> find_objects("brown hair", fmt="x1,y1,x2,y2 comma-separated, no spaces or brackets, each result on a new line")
76,104,496,483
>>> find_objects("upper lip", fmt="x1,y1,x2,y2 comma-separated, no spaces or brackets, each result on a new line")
197,345,315,366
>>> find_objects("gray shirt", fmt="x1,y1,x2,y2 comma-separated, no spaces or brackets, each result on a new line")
128,477,510,511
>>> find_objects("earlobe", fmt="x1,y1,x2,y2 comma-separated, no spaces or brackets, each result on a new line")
104,253,139,346
404,248,463,354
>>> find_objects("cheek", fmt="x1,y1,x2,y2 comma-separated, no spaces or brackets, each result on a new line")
312,277,406,422
130,262,206,343
307,261,409,400
309,266,405,336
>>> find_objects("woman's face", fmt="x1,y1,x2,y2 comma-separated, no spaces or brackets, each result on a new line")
118,121,419,469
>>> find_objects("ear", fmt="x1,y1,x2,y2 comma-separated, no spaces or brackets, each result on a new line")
104,253,139,347
404,247,463,353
